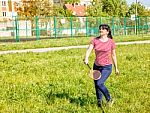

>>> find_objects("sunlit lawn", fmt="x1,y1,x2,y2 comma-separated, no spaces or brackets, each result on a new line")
0,34,150,51
0,43,149,113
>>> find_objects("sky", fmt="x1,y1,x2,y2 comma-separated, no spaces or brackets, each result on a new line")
126,0,150,7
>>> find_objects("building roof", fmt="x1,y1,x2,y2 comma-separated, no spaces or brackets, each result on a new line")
64,4,86,16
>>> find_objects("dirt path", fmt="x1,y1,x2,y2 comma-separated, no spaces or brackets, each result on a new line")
0,40,150,55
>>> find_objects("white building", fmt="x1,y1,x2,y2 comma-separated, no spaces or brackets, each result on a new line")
80,0,92,6
0,0,22,21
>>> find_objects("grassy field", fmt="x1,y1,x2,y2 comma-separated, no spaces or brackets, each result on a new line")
0,34,150,51
0,43,149,113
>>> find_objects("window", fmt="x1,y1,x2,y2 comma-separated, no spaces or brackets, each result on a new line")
2,12,7,17
2,1,6,6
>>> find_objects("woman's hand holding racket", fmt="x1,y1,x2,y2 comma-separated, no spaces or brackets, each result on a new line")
84,58,89,65
83,59,101,80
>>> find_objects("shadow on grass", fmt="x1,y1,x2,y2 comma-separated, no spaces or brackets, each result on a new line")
0,37,49,43
0,36,84,43
45,90,94,107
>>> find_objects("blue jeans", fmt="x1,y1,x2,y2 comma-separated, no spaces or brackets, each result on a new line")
93,63,112,102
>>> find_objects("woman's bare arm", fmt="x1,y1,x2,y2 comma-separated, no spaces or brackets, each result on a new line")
84,44,94,64
112,49,119,75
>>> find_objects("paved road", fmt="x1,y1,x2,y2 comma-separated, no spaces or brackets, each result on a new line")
0,40,150,55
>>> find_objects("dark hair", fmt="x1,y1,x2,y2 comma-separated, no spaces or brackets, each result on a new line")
99,24,113,39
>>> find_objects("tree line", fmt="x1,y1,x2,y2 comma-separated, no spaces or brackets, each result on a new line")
17,0,150,17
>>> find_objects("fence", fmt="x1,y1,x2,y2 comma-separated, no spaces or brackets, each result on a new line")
0,16,150,42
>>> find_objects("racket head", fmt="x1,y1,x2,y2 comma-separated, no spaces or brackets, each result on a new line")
89,69,101,80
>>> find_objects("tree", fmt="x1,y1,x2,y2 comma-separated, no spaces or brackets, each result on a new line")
144,9,150,16
53,5,73,17
17,0,53,17
126,2,148,16
52,0,82,17
63,0,80,4
86,0,128,17
86,0,107,17
101,0,128,17
119,0,128,17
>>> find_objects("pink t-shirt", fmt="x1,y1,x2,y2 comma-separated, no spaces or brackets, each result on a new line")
91,37,116,66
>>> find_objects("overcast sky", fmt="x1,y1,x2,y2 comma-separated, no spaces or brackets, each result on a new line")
126,0,150,7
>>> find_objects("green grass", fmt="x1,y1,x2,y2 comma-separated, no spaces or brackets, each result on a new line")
0,44,150,113
0,34,150,51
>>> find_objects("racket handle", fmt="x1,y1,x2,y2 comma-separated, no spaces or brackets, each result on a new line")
86,64,91,69
83,59,92,69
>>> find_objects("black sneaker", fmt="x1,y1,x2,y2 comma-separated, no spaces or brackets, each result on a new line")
97,100,103,108
97,102,102,108
97,101,105,113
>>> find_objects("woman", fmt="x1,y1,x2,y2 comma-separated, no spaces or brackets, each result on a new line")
84,24,119,108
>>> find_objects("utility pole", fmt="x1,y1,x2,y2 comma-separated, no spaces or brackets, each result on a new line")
135,0,138,34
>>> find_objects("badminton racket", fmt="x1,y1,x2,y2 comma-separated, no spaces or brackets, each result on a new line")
86,64,101,80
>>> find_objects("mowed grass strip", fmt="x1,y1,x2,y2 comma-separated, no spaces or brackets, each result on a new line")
0,44,149,113
0,34,150,51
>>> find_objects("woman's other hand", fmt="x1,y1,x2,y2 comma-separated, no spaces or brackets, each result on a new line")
115,68,119,75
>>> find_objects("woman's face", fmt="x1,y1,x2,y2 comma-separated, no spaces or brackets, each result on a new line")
99,28,109,36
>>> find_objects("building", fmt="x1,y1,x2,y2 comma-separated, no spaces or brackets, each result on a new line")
0,0,22,21
61,0,92,17
64,3,86,17
80,0,92,6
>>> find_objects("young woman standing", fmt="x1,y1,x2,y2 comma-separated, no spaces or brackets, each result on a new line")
84,24,119,108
